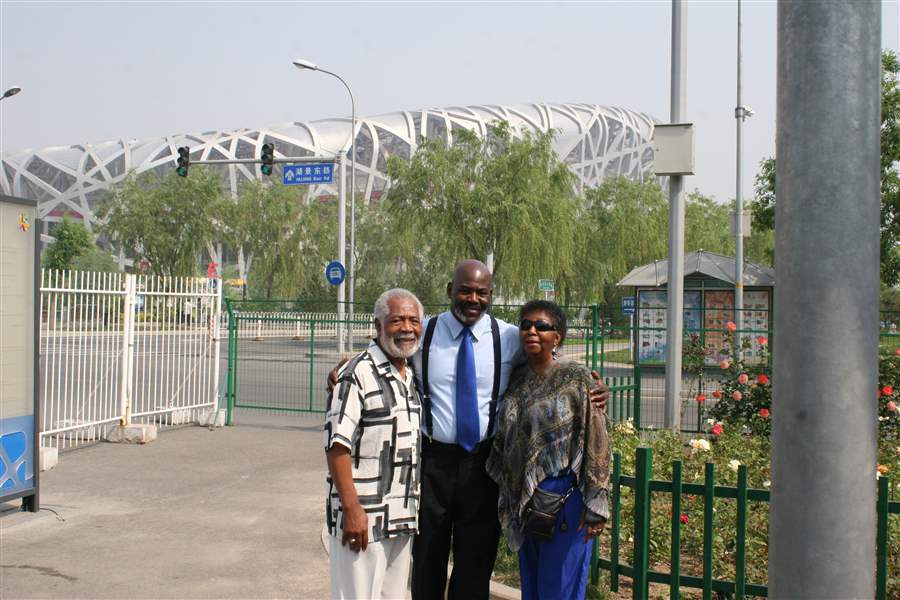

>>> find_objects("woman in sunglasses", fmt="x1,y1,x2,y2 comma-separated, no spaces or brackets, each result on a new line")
486,300,611,600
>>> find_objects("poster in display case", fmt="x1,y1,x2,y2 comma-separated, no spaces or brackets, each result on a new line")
636,290,701,364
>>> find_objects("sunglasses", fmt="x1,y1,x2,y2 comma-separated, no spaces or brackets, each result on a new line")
520,318,556,332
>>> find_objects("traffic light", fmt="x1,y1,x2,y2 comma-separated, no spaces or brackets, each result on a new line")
260,143,274,176
176,146,190,177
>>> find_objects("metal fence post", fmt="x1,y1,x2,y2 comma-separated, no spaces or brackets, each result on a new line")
633,447,652,600
702,462,715,600
610,452,621,592
771,2,880,597
211,278,222,410
735,465,748,599
876,476,889,599
308,321,316,411
670,460,683,600
118,274,136,427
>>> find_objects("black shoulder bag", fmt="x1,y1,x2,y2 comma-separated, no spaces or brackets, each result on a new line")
522,483,576,541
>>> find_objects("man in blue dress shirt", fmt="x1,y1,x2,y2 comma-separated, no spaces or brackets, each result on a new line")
409,259,609,600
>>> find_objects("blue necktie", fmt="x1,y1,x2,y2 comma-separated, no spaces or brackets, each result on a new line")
456,327,479,452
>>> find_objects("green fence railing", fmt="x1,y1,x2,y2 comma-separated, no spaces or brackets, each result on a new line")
592,447,900,599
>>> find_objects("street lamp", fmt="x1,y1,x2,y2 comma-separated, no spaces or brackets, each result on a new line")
1,86,22,101
293,59,357,352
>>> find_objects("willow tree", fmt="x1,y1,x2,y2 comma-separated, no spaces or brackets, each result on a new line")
383,121,578,299
568,177,668,303
224,180,307,299
99,167,225,276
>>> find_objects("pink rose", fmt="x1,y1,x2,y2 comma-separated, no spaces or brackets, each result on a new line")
725,321,737,332
757,336,768,346
894,348,900,355
738,373,749,385
888,401,898,412
732,390,743,401
719,360,731,370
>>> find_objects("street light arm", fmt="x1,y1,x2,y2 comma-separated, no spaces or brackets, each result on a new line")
316,68,356,152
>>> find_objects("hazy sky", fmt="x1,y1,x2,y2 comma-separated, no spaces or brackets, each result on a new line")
1,1,898,202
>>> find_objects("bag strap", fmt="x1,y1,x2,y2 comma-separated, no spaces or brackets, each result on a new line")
487,315,501,438
421,316,439,435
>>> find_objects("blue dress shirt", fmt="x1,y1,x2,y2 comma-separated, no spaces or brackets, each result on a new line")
411,311,523,444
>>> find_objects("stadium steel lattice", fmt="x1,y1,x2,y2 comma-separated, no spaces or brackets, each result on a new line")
0,102,658,238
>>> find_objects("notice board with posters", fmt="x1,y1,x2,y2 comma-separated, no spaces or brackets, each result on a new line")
0,195,39,511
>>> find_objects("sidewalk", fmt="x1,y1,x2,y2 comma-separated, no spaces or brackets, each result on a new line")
1,412,331,599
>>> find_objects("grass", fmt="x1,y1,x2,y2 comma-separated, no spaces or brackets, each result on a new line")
601,348,634,365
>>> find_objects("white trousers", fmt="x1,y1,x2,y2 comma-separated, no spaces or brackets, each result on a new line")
329,534,412,600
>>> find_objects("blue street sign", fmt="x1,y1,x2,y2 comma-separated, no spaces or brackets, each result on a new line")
621,296,636,315
283,162,334,185
325,261,346,286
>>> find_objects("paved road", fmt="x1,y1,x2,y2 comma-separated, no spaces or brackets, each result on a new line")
1,412,331,599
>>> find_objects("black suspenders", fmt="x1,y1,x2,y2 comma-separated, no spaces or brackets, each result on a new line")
421,314,502,441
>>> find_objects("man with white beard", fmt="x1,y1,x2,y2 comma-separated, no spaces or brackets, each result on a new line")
324,288,424,599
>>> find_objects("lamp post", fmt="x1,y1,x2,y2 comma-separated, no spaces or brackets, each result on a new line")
0,86,22,101
734,0,754,356
292,59,356,352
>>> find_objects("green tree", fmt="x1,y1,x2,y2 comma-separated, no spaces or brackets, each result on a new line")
42,216,93,271
98,167,226,276
383,122,578,300
571,177,668,303
224,180,307,300
72,248,120,273
752,49,900,284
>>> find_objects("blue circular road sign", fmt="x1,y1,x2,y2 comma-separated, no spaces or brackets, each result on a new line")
325,260,346,286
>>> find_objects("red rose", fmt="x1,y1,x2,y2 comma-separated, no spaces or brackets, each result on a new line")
679,514,689,525
711,424,724,436
696,393,706,404
725,321,737,332
757,374,769,385
757,336,768,346
883,385,894,396
712,390,722,399
759,408,770,418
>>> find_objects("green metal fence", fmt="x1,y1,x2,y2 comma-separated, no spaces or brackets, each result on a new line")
223,300,643,426
590,447,900,599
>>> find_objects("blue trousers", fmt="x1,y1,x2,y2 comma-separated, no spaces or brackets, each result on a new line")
518,473,592,600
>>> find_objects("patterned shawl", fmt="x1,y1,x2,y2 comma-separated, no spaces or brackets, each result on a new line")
486,359,611,551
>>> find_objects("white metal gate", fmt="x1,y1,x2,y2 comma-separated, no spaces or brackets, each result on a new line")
39,270,222,449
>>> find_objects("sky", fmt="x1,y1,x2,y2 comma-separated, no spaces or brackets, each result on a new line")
1,1,898,203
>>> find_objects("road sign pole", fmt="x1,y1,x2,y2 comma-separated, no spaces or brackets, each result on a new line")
337,151,346,355
664,0,687,432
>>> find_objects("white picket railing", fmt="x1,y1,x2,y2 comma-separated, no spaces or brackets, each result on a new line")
228,311,378,341
39,270,222,449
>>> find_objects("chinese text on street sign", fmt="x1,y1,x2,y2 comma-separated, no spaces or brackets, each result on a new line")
283,163,334,185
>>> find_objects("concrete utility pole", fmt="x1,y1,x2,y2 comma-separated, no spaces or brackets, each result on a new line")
769,2,880,598
663,0,687,430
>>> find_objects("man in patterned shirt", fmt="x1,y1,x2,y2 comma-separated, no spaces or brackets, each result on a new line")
324,288,424,599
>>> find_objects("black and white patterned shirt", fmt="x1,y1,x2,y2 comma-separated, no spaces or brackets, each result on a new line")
324,340,422,542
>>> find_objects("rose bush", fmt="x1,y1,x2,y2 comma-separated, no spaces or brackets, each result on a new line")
703,324,772,437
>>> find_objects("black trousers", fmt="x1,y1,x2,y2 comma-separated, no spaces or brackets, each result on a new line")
412,438,501,600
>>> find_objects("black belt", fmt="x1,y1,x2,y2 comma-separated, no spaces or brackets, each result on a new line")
423,436,493,456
